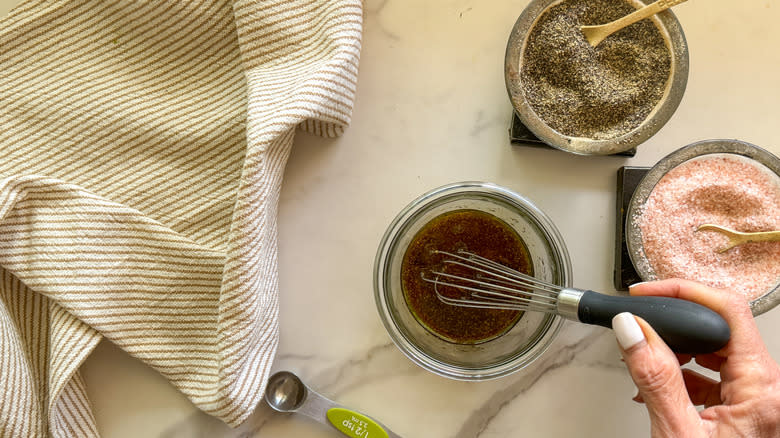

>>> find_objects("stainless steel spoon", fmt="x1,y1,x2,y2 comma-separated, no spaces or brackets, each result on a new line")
265,371,403,438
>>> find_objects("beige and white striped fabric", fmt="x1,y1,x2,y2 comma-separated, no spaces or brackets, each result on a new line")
0,0,361,436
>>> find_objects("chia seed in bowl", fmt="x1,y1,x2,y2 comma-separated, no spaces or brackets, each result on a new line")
505,0,689,155
521,0,671,140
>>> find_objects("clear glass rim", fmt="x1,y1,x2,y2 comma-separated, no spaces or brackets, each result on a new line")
373,181,572,380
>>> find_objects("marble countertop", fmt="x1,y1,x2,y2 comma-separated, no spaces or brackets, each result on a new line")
4,0,780,437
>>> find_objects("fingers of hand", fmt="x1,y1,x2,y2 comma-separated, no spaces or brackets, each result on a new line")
682,369,722,408
613,313,697,427
629,278,733,317
629,279,762,357
613,311,646,350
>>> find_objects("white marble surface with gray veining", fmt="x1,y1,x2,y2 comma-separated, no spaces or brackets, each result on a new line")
2,0,779,437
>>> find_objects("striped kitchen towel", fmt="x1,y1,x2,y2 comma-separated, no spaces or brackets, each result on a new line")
0,0,361,436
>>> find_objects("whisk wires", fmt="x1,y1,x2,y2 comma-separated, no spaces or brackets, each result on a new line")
421,250,560,314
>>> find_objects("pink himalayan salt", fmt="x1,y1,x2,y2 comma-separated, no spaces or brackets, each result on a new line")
639,154,780,301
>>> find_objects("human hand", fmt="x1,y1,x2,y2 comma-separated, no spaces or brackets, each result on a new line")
612,278,780,437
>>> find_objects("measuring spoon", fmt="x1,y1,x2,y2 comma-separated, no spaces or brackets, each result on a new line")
265,371,403,438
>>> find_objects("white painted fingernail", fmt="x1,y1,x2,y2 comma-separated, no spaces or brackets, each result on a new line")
628,282,648,289
612,312,645,350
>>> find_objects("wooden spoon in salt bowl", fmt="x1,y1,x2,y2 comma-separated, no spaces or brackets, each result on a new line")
580,0,689,47
697,224,780,253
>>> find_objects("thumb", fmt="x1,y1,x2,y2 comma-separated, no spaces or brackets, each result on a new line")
612,313,701,436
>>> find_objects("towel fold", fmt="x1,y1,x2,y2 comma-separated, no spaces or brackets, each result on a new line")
0,0,362,436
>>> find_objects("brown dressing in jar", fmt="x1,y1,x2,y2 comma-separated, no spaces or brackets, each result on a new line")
401,209,534,344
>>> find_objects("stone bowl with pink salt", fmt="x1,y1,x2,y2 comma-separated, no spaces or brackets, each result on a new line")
627,139,780,316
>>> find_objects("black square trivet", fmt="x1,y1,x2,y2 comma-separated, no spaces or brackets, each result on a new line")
509,110,546,146
614,166,650,291
510,111,637,157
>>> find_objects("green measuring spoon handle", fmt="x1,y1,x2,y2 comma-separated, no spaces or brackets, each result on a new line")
327,407,399,438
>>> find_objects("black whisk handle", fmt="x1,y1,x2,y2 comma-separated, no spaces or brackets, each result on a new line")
577,290,731,354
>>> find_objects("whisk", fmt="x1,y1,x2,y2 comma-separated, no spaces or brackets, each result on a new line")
422,250,730,354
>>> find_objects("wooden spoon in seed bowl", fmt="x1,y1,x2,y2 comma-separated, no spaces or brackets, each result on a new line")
580,0,689,47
